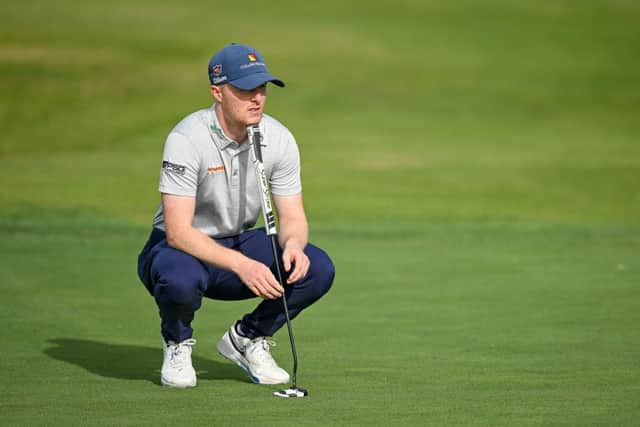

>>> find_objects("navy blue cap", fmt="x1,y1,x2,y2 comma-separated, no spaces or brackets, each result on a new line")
208,43,285,90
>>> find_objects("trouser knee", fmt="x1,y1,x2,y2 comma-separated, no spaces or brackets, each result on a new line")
303,245,335,302
150,250,207,311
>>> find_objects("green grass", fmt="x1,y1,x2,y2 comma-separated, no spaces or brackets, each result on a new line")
1,0,639,425
2,219,638,425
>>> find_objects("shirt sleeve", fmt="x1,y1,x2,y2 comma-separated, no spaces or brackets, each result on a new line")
158,131,200,197
270,130,302,196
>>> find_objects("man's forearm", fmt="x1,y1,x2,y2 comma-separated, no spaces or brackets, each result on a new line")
166,226,246,273
278,218,308,251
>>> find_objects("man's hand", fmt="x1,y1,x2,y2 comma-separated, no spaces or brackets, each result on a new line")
273,194,310,284
235,257,284,299
282,246,310,284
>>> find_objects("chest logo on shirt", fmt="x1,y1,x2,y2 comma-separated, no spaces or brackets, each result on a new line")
207,165,225,174
210,123,225,140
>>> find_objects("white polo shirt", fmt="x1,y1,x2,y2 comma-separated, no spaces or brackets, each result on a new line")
152,105,302,238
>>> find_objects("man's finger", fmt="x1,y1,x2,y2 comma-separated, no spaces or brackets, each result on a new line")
285,254,299,282
282,253,292,272
252,282,268,299
265,271,284,294
287,261,303,282
269,282,283,297
287,256,309,283
259,280,280,299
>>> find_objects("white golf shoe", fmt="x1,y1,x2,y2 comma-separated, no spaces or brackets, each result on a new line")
216,323,290,385
161,338,197,388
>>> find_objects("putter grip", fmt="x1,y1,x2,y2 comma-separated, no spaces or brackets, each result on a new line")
249,124,264,162
247,125,277,236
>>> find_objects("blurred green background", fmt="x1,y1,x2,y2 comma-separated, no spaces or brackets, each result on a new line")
1,1,639,425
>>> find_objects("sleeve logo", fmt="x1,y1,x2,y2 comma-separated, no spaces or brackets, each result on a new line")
162,160,186,176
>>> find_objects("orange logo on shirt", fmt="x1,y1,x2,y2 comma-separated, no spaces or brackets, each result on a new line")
207,165,225,173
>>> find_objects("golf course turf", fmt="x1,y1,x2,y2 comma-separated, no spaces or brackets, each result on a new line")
1,1,639,425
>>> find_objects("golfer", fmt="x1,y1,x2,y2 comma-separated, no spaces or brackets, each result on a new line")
136,43,335,388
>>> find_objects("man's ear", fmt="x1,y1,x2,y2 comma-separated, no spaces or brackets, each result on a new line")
210,85,223,102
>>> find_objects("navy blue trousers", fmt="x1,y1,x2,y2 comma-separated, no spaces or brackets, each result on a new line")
137,228,335,342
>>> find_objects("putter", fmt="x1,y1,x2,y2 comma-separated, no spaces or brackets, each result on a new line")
247,124,308,399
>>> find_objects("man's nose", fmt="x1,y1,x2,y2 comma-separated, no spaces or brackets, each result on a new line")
251,87,266,102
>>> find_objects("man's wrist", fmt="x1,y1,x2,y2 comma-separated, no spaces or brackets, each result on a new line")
283,239,305,252
228,250,249,273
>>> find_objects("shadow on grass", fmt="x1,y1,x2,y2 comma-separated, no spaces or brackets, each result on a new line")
44,338,247,385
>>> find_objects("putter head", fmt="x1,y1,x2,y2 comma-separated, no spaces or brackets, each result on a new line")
273,387,308,398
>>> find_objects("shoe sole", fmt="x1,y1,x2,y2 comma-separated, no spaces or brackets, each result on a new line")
216,332,289,385
161,376,197,388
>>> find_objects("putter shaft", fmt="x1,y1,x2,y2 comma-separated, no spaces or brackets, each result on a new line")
248,124,303,393
270,234,298,389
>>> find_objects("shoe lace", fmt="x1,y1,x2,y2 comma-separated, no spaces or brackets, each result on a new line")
168,338,196,367
248,338,278,366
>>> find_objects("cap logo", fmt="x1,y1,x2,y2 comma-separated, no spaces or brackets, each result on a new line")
248,53,257,62
213,64,222,77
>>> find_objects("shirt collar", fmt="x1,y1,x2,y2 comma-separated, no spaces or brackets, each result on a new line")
208,104,234,150
208,104,252,153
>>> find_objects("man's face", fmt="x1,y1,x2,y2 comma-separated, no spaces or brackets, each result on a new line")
212,83,267,127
